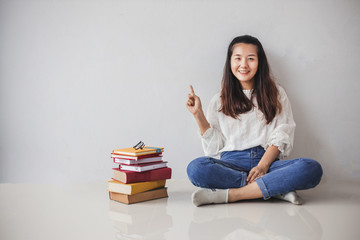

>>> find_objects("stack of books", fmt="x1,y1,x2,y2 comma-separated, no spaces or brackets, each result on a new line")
108,145,172,204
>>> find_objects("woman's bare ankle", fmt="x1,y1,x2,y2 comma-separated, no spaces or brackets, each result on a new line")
228,188,238,202
228,182,263,202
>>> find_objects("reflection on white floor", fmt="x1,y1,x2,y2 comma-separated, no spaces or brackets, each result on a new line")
109,199,172,239
1,179,359,240
188,202,322,240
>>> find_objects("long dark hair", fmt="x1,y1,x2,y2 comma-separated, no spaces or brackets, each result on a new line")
220,35,281,124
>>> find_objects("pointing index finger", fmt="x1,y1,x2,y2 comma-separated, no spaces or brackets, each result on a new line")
190,85,195,95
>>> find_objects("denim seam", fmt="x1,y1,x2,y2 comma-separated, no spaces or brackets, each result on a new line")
239,172,247,187
256,178,271,200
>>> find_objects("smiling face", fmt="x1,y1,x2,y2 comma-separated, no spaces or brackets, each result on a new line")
230,43,259,90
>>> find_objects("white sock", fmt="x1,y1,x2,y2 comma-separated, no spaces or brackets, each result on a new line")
191,188,229,207
274,191,304,205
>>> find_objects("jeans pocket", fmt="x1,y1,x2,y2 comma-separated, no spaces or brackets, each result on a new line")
253,146,266,158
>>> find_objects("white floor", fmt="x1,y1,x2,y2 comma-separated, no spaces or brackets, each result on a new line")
1,179,359,240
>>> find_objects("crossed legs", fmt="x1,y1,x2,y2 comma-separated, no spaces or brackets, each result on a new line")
188,153,322,207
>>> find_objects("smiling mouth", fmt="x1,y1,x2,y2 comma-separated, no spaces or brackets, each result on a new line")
238,70,250,74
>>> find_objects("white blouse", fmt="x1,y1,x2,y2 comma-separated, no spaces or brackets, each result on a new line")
201,85,296,159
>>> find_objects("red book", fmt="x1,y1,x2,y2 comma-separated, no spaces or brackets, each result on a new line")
112,167,172,184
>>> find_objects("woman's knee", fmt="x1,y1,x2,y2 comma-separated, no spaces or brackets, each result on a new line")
187,157,209,182
299,158,323,186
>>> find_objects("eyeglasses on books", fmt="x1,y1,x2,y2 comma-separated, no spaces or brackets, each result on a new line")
133,141,145,150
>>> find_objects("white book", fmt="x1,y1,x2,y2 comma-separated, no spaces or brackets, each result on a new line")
119,162,168,172
113,156,163,165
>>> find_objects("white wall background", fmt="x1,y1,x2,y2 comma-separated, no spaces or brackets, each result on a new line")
1,0,359,186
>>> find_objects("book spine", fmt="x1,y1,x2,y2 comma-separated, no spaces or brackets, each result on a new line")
130,180,166,194
116,168,172,184
109,188,168,204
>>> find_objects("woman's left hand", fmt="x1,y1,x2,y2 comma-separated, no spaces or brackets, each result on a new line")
247,165,269,184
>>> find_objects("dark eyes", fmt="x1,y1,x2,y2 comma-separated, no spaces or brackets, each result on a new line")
234,57,255,61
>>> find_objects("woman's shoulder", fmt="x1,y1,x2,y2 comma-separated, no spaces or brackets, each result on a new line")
208,92,222,109
209,92,221,104
210,92,221,100
276,83,285,93
276,83,289,98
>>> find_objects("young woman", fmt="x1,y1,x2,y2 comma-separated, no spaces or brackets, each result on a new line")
186,35,323,207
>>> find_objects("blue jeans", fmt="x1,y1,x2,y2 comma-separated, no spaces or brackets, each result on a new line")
187,146,323,199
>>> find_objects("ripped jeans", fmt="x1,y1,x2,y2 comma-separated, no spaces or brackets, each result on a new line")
187,146,323,199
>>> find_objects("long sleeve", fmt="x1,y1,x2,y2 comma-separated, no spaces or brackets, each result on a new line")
265,86,296,159
200,93,226,156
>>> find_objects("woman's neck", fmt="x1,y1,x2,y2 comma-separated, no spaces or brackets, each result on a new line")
240,80,254,90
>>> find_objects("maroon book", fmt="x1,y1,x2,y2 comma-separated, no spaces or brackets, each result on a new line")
112,167,172,184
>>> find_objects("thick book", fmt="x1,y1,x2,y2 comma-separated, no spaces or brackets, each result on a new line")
111,153,162,160
119,161,167,172
107,179,166,195
113,156,163,165
112,146,164,157
109,187,168,204
112,167,172,184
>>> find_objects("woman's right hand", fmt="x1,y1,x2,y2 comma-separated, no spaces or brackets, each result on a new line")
186,85,203,116
186,85,211,135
